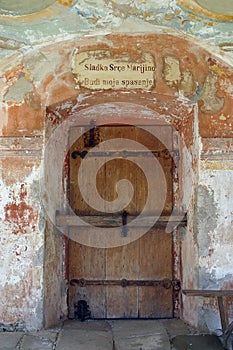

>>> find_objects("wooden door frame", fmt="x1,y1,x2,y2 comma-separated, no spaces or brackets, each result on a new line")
65,121,181,319
67,124,175,317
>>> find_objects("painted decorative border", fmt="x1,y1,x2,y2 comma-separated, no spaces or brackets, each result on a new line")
178,0,233,21
0,0,73,20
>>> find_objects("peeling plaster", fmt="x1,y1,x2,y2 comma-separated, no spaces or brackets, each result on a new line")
200,71,224,113
163,56,181,88
0,0,232,62
198,169,233,283
5,77,33,103
0,36,25,50
0,28,232,332
163,56,195,96
24,92,41,110
194,185,218,256
180,70,195,97
22,50,61,87
0,165,44,330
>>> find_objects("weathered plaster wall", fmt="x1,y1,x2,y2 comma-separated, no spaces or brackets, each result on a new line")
196,140,233,330
1,0,233,61
0,143,44,330
0,26,232,331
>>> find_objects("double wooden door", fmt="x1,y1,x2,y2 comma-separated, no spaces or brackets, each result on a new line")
68,124,174,319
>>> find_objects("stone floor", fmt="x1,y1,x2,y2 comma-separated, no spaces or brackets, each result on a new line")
0,319,227,350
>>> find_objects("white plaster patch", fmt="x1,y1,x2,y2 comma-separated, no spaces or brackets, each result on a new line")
0,165,44,329
199,168,233,280
163,56,181,87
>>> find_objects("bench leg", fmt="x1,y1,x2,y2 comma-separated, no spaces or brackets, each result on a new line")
224,321,233,341
217,296,228,333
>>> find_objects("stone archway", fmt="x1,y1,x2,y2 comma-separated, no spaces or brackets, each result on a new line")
43,97,198,326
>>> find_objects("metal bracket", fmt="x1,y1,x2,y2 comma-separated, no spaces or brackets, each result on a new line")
70,148,179,160
70,278,181,290
71,150,88,159
121,210,128,237
84,121,100,148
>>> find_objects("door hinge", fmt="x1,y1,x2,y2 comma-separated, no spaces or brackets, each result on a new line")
70,278,181,290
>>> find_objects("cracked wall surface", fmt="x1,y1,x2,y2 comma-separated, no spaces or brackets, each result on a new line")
0,1,232,332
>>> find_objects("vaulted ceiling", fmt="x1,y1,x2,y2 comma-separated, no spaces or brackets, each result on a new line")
0,0,233,60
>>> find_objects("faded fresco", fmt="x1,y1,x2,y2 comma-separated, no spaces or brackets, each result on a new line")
0,0,232,334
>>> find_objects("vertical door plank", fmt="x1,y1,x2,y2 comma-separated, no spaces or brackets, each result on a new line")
106,240,139,318
69,126,105,215
68,236,106,318
104,126,138,215
105,158,138,215
104,126,139,318
138,228,173,318
69,126,106,318
136,126,173,215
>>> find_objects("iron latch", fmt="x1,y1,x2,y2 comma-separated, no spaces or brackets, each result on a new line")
121,210,128,237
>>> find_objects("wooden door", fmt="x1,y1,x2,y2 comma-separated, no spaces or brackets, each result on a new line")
68,124,175,319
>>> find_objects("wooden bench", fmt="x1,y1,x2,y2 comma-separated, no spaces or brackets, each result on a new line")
183,290,233,347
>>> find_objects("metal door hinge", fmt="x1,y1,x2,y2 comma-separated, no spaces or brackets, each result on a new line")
84,121,100,148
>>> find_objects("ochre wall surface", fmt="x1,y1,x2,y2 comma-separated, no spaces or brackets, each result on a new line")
0,31,232,330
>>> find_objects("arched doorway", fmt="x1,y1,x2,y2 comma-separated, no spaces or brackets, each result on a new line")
67,123,175,319
45,100,193,323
